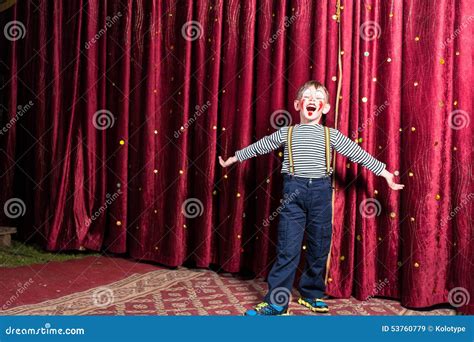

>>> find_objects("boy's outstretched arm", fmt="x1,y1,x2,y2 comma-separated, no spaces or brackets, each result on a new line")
330,128,404,191
219,128,285,168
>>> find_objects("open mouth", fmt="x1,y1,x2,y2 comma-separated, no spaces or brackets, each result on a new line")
306,104,317,116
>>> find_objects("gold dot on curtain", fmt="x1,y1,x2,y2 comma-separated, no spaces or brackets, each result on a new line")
364,51,369,57
153,89,157,93
116,221,122,226
394,170,399,176
212,125,217,130
302,245,307,250
378,145,382,149
237,234,241,239
410,217,415,221
414,81,419,86
399,128,403,132
179,170,184,175
374,190,378,195
387,57,392,62
340,50,345,55
409,172,414,177
183,224,187,229
154,130,158,134
136,226,139,230
119,140,125,145
346,163,351,168
440,58,445,64
435,194,441,200
180,126,185,131
153,169,158,174
356,235,361,241
358,138,363,143
455,51,460,56
266,179,270,183
224,175,228,179
411,127,416,132
453,147,457,151
236,193,241,198
390,212,396,219
332,76,337,81
361,97,368,103
155,246,159,250
222,127,226,131
138,187,142,191
389,13,394,18
414,262,420,268
222,89,225,93
278,151,283,157
397,261,402,267
212,190,217,195
415,36,420,41
340,256,345,261
372,77,377,82
154,209,158,213
328,277,333,282
332,14,338,20
453,100,458,106
378,237,382,241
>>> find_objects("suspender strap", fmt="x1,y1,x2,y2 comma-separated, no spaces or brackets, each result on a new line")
324,126,331,175
287,126,294,175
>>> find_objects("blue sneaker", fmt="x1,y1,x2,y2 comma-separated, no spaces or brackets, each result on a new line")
298,297,329,313
245,301,289,316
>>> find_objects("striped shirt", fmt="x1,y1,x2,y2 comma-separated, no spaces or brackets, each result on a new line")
235,124,386,178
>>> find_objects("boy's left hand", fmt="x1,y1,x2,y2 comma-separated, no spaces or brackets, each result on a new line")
380,169,405,191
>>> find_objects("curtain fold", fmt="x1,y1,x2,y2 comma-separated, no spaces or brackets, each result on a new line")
0,0,472,314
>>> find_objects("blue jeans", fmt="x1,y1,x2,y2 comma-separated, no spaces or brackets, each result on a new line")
264,173,333,305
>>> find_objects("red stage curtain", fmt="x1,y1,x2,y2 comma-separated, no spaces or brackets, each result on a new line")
0,1,472,314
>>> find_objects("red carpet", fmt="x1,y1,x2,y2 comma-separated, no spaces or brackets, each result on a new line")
0,256,160,309
0,257,455,316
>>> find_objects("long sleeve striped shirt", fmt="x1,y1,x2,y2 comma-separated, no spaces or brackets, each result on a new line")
235,124,386,178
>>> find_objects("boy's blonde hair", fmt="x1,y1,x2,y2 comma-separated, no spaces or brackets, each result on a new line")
295,80,329,101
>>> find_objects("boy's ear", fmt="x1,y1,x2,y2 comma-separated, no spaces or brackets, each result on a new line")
322,103,331,114
294,100,301,111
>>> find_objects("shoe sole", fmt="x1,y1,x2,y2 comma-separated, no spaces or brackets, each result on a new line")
297,298,329,313
243,310,291,316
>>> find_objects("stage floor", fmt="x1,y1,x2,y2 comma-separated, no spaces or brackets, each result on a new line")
0,256,455,316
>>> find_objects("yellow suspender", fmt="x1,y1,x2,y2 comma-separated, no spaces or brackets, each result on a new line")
324,126,331,175
287,126,294,175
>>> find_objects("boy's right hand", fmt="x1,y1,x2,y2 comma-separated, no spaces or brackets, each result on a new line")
219,155,238,168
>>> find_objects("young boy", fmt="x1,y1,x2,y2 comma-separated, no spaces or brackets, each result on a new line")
219,81,404,315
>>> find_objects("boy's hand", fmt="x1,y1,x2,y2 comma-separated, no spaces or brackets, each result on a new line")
380,169,405,191
219,155,238,168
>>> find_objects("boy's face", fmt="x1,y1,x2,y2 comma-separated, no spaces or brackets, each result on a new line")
294,86,330,123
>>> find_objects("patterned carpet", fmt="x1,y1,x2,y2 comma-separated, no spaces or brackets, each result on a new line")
1,267,456,316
